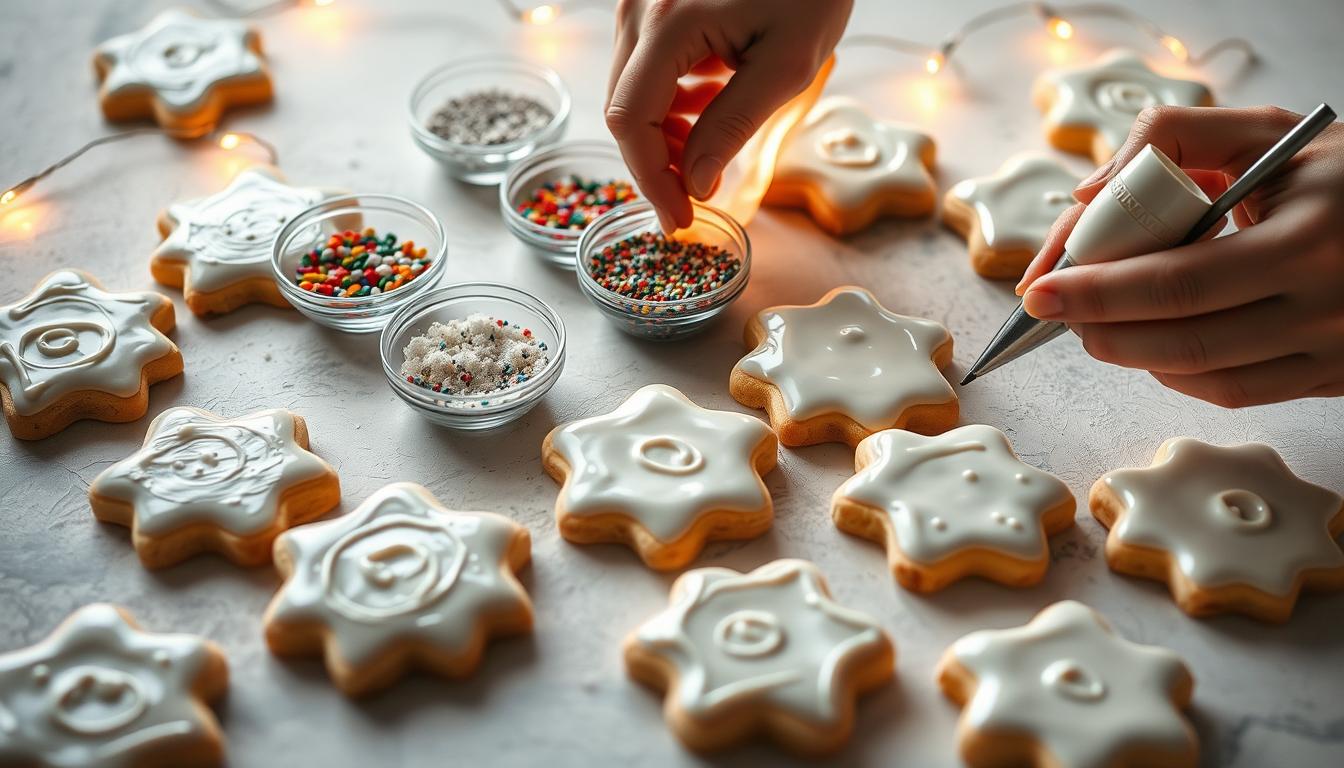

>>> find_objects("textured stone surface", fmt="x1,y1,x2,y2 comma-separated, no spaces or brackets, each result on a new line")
1,1,1341,766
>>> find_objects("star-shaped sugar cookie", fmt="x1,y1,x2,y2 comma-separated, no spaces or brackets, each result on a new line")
1033,49,1213,164
730,286,956,447
153,167,340,316
943,152,1082,279
626,559,893,755
764,97,936,235
0,604,228,768
93,9,272,136
89,406,341,569
542,384,777,570
938,601,1197,768
832,424,1075,592
263,482,533,697
0,270,182,440
1091,437,1344,622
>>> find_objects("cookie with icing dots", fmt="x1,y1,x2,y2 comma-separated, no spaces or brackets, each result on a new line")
943,152,1083,279
625,559,893,755
832,424,1075,592
153,166,343,317
1033,49,1213,165
263,482,533,697
89,406,342,569
730,286,957,447
763,96,937,236
1091,437,1344,622
542,384,777,570
0,603,229,767
937,600,1197,768
93,9,273,136
0,270,182,441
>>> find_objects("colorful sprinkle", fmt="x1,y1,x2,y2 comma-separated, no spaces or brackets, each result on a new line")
585,232,741,302
517,175,638,230
293,227,432,298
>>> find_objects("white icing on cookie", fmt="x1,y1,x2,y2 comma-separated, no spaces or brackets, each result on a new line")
550,384,774,541
1036,49,1212,160
949,152,1082,251
1101,438,1344,596
94,9,266,112
631,559,889,719
0,604,222,768
0,271,175,416
773,97,935,210
836,425,1073,564
948,601,1195,768
154,167,338,294
735,287,954,431
89,407,334,538
266,483,530,666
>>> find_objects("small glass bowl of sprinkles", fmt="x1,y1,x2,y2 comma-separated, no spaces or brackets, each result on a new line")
575,200,750,341
379,282,566,431
501,141,639,265
409,56,570,185
271,194,445,333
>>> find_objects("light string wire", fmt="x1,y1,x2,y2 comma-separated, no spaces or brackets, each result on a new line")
1,129,278,207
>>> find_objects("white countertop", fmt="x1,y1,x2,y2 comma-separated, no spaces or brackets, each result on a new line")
2,0,1342,765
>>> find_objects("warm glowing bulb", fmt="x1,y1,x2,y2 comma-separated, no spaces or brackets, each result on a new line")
0,190,15,206
1160,34,1189,61
219,133,242,150
1049,18,1073,40
524,4,558,25
312,0,334,5
924,54,944,75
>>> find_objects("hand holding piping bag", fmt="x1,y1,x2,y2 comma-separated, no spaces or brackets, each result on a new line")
604,0,853,233
1018,106,1344,407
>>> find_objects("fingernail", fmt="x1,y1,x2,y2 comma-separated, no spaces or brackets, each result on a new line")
1023,288,1063,319
1076,158,1115,191
688,155,724,200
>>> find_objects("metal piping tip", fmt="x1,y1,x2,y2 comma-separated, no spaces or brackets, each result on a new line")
959,372,976,386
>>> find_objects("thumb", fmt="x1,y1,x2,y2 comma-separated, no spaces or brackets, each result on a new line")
680,52,818,200
1072,105,1305,202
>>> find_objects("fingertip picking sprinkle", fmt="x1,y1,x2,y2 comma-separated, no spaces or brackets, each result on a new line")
294,227,432,298
586,232,740,302
518,175,637,231
400,314,550,405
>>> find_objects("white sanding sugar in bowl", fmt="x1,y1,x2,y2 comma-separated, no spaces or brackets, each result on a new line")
400,313,550,396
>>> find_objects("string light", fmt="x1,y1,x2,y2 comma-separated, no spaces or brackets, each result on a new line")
523,4,558,25
1,128,277,210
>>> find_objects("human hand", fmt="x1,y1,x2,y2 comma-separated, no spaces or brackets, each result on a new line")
1016,105,1344,407
605,0,852,232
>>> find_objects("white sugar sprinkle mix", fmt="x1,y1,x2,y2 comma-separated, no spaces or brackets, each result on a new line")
401,314,549,397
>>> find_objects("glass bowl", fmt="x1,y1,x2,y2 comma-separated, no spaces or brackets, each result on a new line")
575,200,751,341
409,56,571,185
379,282,566,430
500,141,637,266
270,194,446,333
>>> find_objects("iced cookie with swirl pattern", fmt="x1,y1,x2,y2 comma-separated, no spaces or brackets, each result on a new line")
763,97,937,236
153,167,344,316
624,559,893,755
263,482,532,697
1033,49,1213,164
1090,438,1344,622
943,152,1082,279
93,9,272,136
0,603,229,768
832,425,1075,592
937,600,1198,768
0,270,182,441
730,286,956,447
542,384,778,571
89,406,341,569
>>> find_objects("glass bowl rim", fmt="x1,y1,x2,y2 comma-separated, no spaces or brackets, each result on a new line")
407,55,573,156
270,192,447,310
379,281,568,412
499,139,635,241
574,199,753,312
